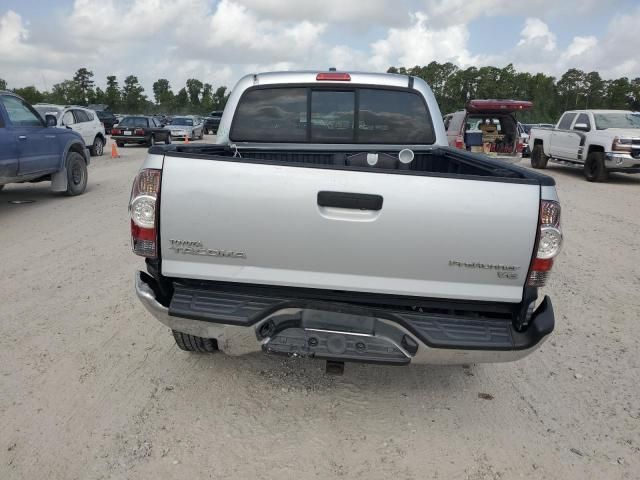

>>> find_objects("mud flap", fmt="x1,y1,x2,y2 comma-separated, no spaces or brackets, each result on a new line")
50,168,68,192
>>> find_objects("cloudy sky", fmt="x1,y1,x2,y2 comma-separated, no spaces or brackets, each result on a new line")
1,0,639,93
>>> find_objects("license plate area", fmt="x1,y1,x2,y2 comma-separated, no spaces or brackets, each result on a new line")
259,309,415,364
124,131,132,135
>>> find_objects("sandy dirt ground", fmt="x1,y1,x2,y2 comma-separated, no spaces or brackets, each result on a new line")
1,137,639,480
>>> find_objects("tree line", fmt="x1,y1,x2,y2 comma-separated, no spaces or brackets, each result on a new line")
3,64,639,122
0,68,230,115
388,63,640,123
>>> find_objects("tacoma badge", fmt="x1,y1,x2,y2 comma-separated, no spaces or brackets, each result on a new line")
169,239,246,259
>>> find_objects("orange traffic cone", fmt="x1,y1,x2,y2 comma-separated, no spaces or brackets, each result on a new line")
111,143,120,158
184,135,189,144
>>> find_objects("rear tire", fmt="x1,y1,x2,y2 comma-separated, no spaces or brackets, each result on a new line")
199,128,204,140
172,331,219,353
531,144,548,169
116,141,125,148
584,152,608,182
90,136,104,156
148,135,155,147
64,151,88,196
164,133,171,145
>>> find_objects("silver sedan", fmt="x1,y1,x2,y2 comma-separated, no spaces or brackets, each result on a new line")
166,116,204,140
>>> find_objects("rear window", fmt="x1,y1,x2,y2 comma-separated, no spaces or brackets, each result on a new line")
231,87,435,144
119,117,149,128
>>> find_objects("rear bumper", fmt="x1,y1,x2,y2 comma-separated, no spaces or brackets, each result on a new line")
135,272,554,365
112,135,146,142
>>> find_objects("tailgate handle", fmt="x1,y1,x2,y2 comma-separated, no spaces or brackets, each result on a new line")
317,191,383,211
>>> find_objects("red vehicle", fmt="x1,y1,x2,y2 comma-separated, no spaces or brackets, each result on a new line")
443,100,533,159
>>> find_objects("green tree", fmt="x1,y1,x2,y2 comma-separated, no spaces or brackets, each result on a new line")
605,77,632,109
13,86,44,104
0,78,7,90
152,78,174,110
212,86,229,111
186,78,203,107
201,83,213,112
105,76,121,110
583,72,605,110
122,75,146,113
72,67,95,105
46,80,82,105
174,87,189,113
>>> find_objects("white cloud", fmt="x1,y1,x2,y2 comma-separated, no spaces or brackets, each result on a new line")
565,36,598,58
425,0,608,26
369,12,480,71
234,0,408,25
518,18,556,51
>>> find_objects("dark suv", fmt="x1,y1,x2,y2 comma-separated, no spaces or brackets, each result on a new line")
88,104,117,133
203,111,223,134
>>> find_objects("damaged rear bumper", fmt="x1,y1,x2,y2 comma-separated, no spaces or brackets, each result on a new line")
135,271,554,365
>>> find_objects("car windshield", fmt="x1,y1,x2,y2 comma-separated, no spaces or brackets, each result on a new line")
172,118,193,126
119,117,148,127
34,106,62,118
594,113,640,130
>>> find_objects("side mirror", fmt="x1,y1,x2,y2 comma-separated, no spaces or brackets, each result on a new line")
574,123,589,132
45,115,57,127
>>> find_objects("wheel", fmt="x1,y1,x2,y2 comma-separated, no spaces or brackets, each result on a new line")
148,135,156,147
584,152,608,182
116,141,125,148
204,128,209,135
531,144,548,169
164,133,171,145
172,330,218,353
64,152,88,196
90,136,104,156
0,185,4,191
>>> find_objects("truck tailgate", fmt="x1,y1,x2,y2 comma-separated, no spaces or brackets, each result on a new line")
159,157,540,303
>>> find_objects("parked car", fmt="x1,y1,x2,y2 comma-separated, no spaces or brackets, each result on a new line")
203,110,223,134
165,115,204,140
111,116,171,147
34,104,106,157
444,100,533,160
131,71,560,373
87,104,118,133
528,110,640,182
1,91,90,195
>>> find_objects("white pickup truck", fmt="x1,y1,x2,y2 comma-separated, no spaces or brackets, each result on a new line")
130,71,562,373
528,109,640,182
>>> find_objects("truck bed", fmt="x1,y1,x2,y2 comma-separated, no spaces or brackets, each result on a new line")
150,144,554,184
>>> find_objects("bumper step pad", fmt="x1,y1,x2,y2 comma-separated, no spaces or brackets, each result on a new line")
169,283,554,351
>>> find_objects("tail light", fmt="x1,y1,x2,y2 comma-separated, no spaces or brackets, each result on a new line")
129,169,161,258
454,135,464,149
111,128,121,135
135,128,145,135
527,200,562,287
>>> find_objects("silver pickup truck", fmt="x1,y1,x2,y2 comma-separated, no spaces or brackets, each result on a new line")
131,71,562,373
